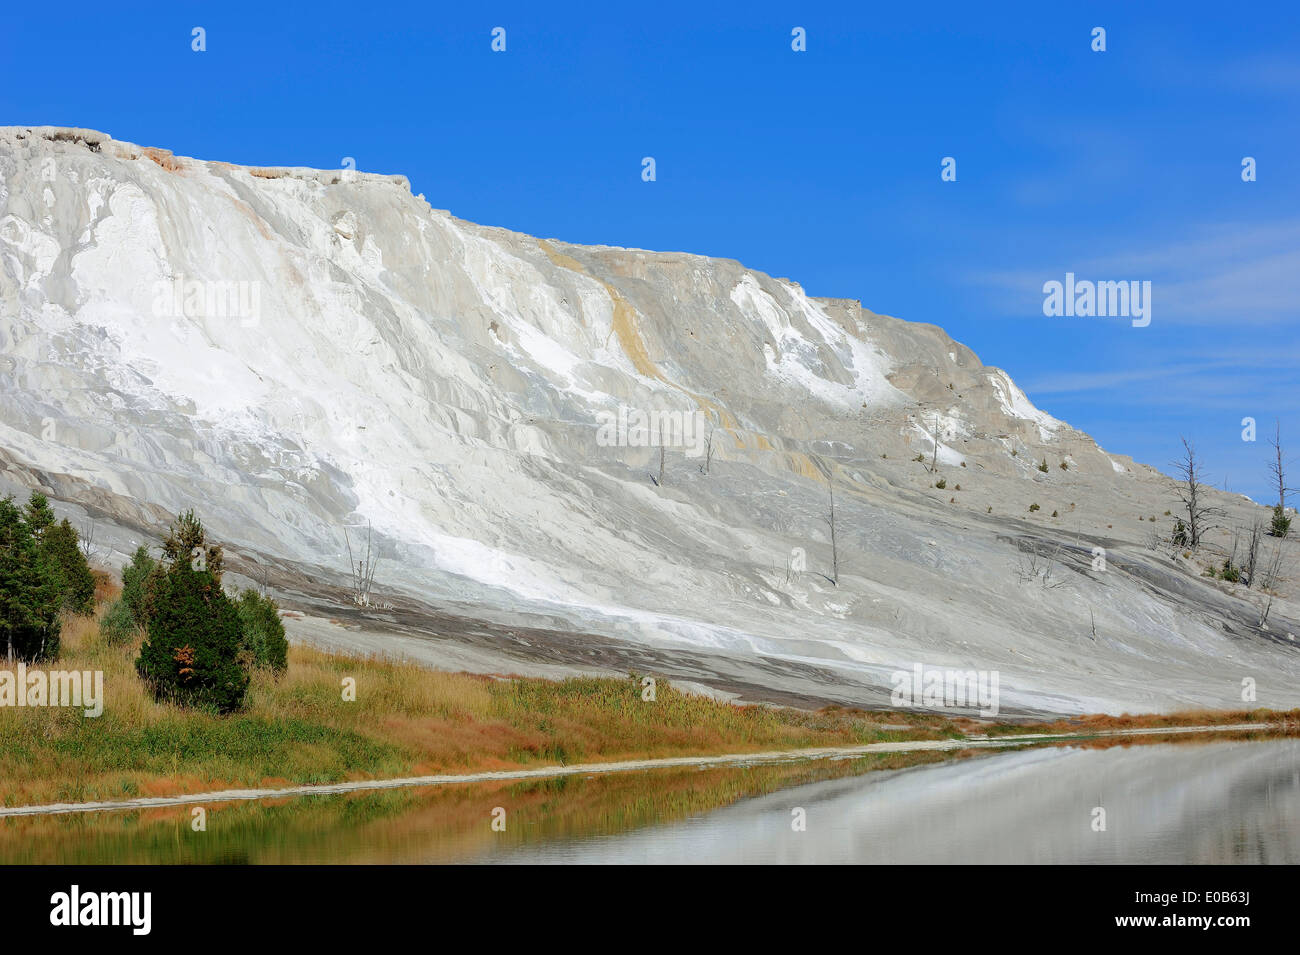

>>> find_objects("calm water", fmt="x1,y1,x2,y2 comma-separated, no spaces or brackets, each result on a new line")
492,739,1300,864
4,738,1298,864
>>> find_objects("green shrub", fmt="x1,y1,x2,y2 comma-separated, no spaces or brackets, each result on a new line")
235,589,288,672
1172,519,1189,548
1059,461,1069,470
1029,503,1040,512
41,518,95,615
0,495,61,662
1220,561,1240,583
161,510,224,584
1037,460,1049,473
121,545,157,627
1270,505,1291,539
136,561,248,713
935,478,947,489
100,598,140,647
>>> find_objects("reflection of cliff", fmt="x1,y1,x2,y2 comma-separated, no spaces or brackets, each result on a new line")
498,739,1300,864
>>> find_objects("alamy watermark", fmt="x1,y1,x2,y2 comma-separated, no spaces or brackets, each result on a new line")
890,662,1000,717
50,885,150,935
151,274,261,327
0,663,103,717
596,405,708,457
1042,272,1151,327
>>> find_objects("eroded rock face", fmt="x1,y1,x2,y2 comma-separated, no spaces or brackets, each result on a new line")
1,126,1296,714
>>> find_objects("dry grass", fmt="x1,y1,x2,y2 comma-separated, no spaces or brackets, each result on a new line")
91,568,120,604
6,601,1294,809
983,707,1300,736
0,605,954,807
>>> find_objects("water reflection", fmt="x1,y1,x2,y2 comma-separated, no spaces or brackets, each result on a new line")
3,738,1297,864
493,739,1300,864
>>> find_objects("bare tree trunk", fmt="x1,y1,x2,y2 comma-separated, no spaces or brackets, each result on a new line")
659,444,665,486
1173,437,1220,550
1271,420,1289,510
1269,421,1294,537
930,414,939,473
828,472,838,586
79,519,99,562
1244,522,1262,587
344,522,379,607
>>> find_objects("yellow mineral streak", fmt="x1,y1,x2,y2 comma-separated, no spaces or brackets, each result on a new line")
538,239,734,425
537,240,841,488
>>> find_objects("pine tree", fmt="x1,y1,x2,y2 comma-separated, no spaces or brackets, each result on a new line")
121,545,157,627
0,496,60,662
23,492,55,537
161,510,223,584
135,561,248,713
41,519,95,615
100,598,139,647
135,510,247,712
234,588,288,672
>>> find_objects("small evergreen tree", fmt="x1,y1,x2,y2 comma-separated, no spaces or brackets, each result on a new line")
1270,504,1291,540
100,598,139,647
121,545,157,627
41,519,95,615
23,492,55,537
161,510,224,584
135,561,248,713
135,510,247,712
234,589,288,672
0,496,60,662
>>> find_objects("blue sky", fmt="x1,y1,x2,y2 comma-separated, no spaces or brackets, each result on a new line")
4,1,1297,500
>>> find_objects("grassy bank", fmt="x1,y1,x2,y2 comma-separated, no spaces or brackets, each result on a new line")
0,602,960,806
5,599,1298,809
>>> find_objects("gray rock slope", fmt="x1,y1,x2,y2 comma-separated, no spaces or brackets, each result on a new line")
2,126,1297,715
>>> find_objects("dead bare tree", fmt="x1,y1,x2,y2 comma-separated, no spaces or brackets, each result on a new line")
699,427,715,475
1268,421,1295,537
659,443,666,487
78,518,102,563
344,521,379,608
930,413,940,473
827,470,838,586
1243,521,1263,587
1256,541,1287,628
1015,541,1067,589
808,456,840,586
1172,437,1222,550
